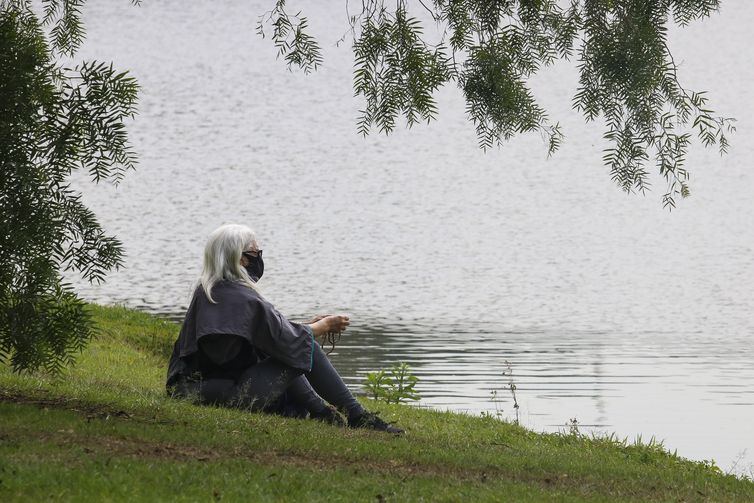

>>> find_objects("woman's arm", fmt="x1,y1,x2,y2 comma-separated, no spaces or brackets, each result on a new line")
302,314,328,324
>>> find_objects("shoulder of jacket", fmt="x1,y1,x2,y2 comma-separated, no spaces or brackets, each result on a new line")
218,281,264,303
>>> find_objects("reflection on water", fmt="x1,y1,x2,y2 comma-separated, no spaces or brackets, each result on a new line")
332,321,754,472
67,0,754,473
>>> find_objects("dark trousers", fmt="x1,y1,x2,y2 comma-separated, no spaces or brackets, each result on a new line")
174,342,363,417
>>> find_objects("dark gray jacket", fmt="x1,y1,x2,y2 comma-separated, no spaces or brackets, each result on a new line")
166,280,313,388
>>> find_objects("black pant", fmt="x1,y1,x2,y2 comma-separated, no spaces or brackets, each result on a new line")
174,342,363,417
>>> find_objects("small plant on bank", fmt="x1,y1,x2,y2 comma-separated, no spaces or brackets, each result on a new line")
502,360,520,425
566,417,580,436
364,369,390,400
364,362,420,404
488,389,504,420
485,361,522,424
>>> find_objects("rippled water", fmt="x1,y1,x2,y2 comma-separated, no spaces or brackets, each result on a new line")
66,1,754,472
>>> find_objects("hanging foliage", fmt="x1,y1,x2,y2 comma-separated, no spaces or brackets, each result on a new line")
259,0,735,207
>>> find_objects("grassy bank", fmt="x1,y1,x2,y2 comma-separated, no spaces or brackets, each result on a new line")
1,305,752,502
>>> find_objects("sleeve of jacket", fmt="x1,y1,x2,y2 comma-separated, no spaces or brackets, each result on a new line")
250,298,315,372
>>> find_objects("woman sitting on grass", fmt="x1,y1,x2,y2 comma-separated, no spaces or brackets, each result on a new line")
166,224,402,433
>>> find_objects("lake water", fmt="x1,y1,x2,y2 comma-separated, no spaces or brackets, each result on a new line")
67,1,753,474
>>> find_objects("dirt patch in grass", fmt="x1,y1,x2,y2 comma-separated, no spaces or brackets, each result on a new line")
0,390,171,424
9,423,467,478
2,391,532,483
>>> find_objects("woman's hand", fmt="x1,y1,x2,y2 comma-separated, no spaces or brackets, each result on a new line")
308,314,350,338
324,314,350,333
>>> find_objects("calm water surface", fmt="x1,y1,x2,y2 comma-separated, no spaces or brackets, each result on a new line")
67,1,754,472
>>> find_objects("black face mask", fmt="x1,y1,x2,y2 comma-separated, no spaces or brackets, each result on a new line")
244,255,264,281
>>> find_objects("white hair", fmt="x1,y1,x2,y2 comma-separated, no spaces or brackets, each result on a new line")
199,224,259,303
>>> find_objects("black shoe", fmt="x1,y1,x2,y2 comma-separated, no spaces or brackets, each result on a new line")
310,405,346,426
348,411,404,434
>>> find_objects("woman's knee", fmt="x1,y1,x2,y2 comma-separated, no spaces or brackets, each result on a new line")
232,362,305,410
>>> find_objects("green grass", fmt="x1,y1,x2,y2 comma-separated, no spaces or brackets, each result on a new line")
1,304,753,502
